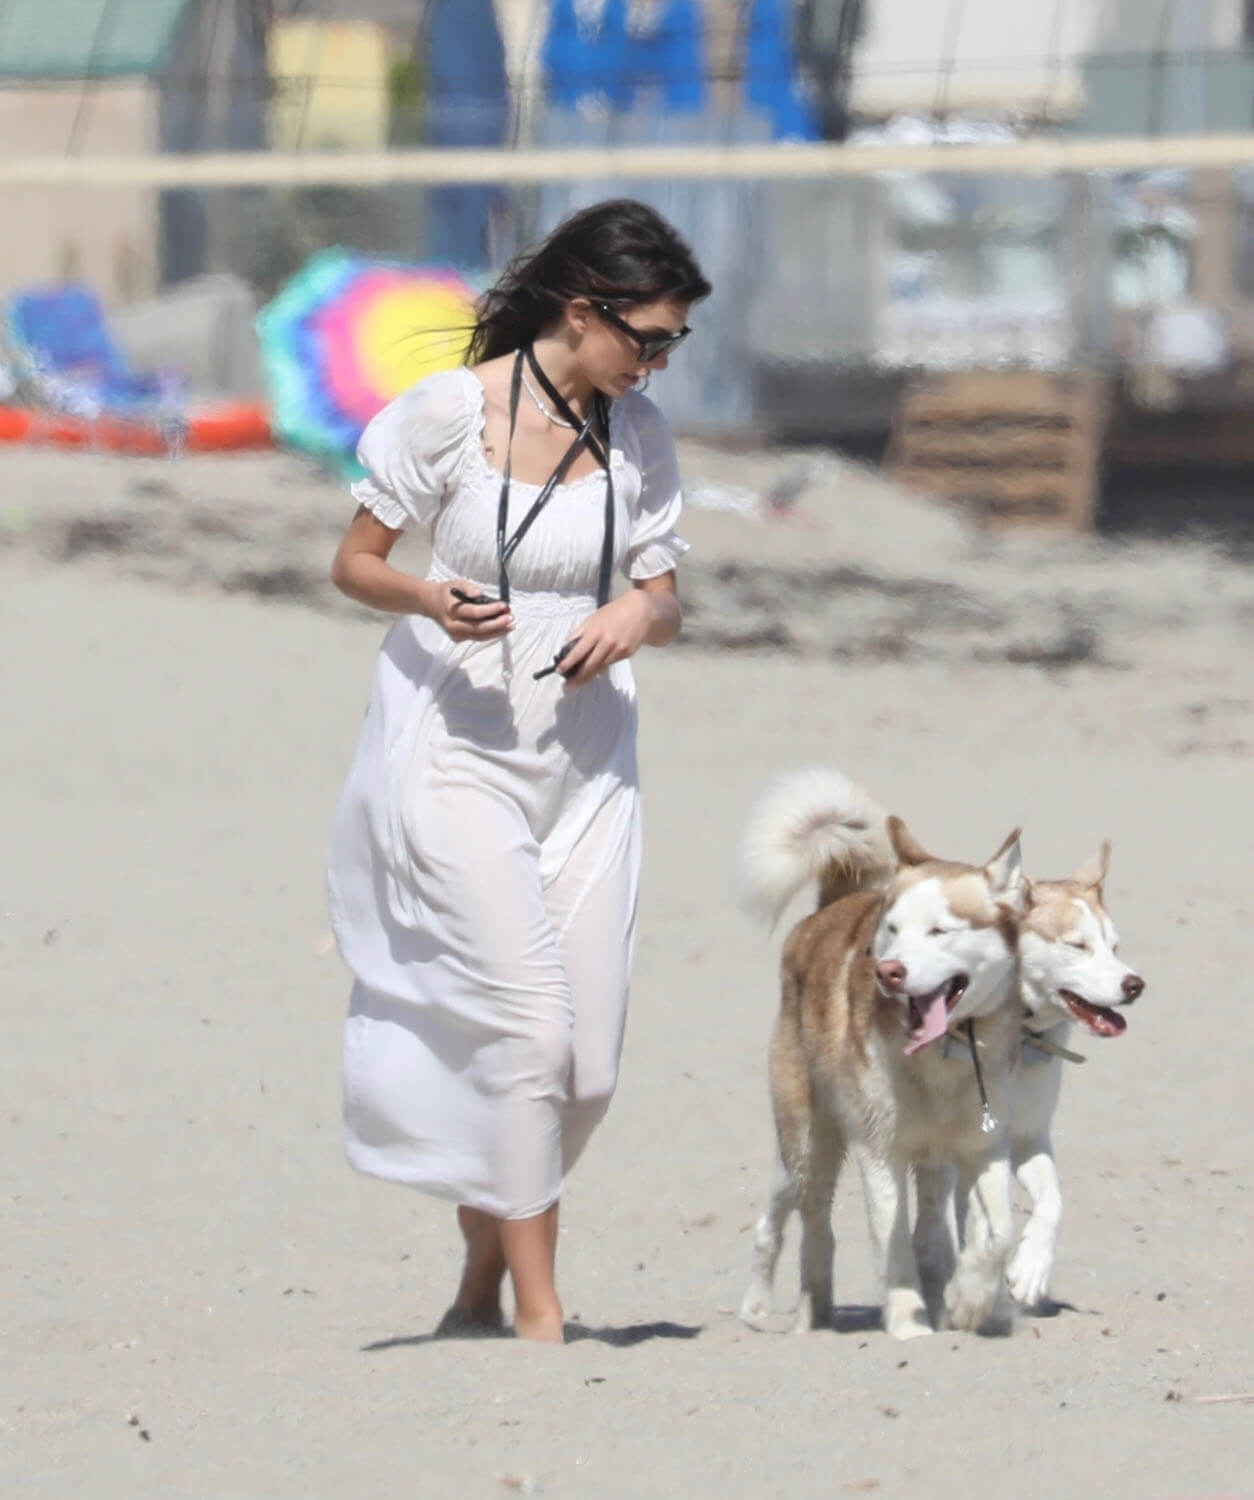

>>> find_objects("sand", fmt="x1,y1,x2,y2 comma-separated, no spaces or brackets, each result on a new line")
3,441,1252,1499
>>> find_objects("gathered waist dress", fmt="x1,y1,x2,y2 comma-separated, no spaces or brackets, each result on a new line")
327,366,688,1219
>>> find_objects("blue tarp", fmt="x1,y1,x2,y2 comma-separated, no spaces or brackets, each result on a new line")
627,0,706,114
542,0,632,111
543,0,706,115
744,0,819,141
421,0,509,269
540,0,811,138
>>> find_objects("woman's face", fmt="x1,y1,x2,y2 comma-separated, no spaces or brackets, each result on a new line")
570,295,693,397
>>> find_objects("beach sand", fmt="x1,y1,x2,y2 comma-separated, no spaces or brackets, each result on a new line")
3,442,1252,1498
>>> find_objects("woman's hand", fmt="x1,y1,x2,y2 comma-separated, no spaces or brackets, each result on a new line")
556,574,681,686
430,581,514,642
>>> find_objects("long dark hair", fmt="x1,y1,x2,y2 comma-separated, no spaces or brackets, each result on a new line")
466,198,712,365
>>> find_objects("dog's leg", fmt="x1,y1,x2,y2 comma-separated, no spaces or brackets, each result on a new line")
855,1147,930,1339
740,1145,798,1324
944,1150,1016,1335
1006,1139,1062,1310
913,1162,957,1328
793,1120,843,1333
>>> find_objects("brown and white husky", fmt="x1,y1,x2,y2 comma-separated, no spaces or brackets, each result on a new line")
737,769,1027,1340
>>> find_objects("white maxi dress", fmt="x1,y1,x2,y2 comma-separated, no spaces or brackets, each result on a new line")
328,366,688,1221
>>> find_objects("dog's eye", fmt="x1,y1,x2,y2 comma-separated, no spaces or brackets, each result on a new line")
928,926,949,937
1065,938,1089,951
885,922,898,937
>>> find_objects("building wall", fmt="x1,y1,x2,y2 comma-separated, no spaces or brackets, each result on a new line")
161,0,268,284
268,21,391,151
1080,0,1254,137
1095,0,1244,50
851,0,1101,118
841,0,1253,130
0,83,159,304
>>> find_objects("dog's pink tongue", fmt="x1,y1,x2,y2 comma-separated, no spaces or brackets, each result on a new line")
903,987,951,1057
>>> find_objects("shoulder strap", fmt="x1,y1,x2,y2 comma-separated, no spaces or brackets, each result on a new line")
495,351,525,604
524,350,615,607
525,346,610,471
496,346,618,611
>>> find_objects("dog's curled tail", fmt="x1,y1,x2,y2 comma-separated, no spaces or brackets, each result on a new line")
737,767,894,925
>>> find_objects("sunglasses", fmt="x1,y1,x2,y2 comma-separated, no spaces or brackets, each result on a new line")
595,302,692,363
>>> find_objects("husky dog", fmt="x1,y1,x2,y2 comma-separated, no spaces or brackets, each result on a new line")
1000,845,1145,1307
738,769,1026,1340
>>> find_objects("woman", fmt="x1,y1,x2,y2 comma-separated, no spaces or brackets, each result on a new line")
327,199,711,1342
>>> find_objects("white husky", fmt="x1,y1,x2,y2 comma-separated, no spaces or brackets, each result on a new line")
1000,846,1145,1307
738,768,1027,1339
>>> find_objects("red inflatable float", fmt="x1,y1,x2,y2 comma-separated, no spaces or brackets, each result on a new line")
0,400,272,454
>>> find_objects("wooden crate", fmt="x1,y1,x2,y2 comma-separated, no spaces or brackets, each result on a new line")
886,371,1111,529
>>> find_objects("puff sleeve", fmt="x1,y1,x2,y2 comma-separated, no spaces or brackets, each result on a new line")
349,370,471,531
623,394,691,580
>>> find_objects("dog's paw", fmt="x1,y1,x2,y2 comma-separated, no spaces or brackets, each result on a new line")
1006,1243,1052,1310
978,1289,1016,1338
943,1271,1000,1333
738,1284,772,1327
884,1289,932,1340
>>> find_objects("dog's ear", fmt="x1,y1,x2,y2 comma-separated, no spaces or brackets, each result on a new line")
1069,840,1111,893
886,815,936,867
984,828,1026,913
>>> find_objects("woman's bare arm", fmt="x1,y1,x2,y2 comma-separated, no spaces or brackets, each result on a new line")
556,571,682,686
329,507,512,638
633,570,682,647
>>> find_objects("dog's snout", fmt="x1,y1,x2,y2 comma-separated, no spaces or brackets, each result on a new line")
1121,973,1145,1003
876,959,907,992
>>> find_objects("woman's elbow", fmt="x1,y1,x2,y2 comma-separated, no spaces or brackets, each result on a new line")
334,558,371,607
330,543,363,597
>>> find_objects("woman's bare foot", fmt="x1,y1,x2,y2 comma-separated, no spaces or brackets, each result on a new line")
445,1205,506,1328
500,1204,564,1342
512,1303,565,1343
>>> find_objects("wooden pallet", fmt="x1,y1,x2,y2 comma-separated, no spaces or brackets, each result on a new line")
886,371,1111,529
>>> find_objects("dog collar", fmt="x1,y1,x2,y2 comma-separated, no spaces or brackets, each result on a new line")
1021,1029,1087,1066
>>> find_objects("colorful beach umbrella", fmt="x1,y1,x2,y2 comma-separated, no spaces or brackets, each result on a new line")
256,249,476,472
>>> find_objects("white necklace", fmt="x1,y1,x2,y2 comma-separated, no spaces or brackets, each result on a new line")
521,368,578,429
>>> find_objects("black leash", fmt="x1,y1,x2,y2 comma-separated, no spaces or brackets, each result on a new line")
494,346,615,611
965,1019,997,1135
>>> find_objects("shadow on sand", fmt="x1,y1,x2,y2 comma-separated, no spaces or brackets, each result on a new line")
361,1319,703,1352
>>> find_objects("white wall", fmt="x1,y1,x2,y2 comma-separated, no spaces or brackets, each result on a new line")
852,0,1104,117
0,84,159,305
1207,0,1247,47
